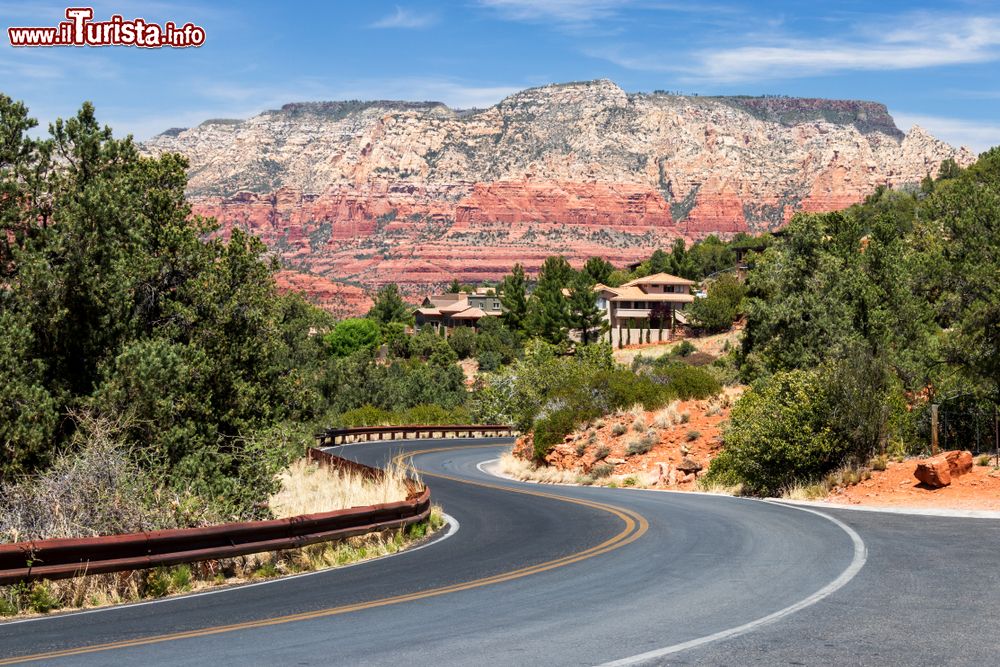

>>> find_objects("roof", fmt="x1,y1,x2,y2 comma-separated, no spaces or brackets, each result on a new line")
622,272,696,287
414,307,442,316
451,307,486,319
593,283,693,302
608,285,694,303
425,293,464,307
438,299,473,314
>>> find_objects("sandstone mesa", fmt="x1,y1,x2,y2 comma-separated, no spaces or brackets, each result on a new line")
144,80,974,312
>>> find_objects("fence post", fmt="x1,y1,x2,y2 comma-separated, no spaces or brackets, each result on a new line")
930,404,939,455
995,406,999,467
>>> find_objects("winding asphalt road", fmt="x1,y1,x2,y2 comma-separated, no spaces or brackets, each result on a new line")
2,437,999,665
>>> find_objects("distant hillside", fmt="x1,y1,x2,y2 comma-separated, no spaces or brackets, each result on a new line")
145,79,974,310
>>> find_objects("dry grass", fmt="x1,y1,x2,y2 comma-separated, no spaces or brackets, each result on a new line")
783,483,829,501
696,479,744,496
498,452,583,484
652,401,682,429
1,458,438,619
269,459,413,518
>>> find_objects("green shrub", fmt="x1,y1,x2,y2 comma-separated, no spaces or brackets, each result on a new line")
686,430,701,441
324,318,381,358
688,274,745,333
594,445,611,459
626,434,655,456
145,569,171,598
705,370,843,495
611,423,626,436
28,582,59,613
339,405,394,427
477,349,501,372
448,327,477,359
532,408,582,461
652,362,721,400
170,565,192,593
673,340,696,357
591,463,614,478
0,595,16,617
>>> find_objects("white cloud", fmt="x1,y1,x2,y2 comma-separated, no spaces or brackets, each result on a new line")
592,13,1000,83
370,6,437,29
477,0,629,25
892,112,1000,155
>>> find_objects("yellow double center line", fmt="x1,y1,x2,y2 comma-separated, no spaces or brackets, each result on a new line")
1,444,649,665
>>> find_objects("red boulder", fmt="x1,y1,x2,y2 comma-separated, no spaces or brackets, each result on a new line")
913,450,973,488
914,456,951,488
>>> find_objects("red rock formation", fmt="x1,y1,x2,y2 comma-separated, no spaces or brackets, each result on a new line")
144,80,975,314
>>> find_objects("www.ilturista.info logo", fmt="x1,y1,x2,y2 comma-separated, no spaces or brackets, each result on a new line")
8,7,205,48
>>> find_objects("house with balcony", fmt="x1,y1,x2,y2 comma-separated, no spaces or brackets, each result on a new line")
413,287,503,335
593,272,695,346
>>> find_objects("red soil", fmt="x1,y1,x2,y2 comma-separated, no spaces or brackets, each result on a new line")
514,391,743,488
826,458,1000,511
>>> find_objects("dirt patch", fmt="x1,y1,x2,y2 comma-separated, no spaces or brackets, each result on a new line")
825,458,1000,510
613,326,742,366
513,388,743,489
459,358,479,387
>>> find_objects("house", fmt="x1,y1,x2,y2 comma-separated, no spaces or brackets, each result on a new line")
413,287,503,335
593,272,695,345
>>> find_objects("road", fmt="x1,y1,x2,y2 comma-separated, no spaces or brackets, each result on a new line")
1,438,999,665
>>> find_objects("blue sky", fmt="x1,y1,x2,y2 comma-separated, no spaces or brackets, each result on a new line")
3,1,999,151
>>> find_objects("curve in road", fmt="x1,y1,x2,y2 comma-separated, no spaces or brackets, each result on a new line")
2,438,996,665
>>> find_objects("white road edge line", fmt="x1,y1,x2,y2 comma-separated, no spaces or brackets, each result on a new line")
0,513,460,627
474,455,868,666
599,503,867,666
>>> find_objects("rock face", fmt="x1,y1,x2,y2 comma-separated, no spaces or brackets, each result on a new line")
144,80,975,312
914,450,974,488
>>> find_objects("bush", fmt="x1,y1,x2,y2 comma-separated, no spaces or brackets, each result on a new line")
652,361,721,400
594,445,611,459
591,463,615,478
324,318,381,358
477,350,501,372
611,423,627,436
0,415,206,543
448,327,477,359
532,408,582,461
704,370,842,496
626,433,656,456
29,582,58,613
338,405,394,427
673,340,696,357
688,274,745,333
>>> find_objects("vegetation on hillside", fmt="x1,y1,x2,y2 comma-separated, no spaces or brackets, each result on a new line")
706,150,1000,494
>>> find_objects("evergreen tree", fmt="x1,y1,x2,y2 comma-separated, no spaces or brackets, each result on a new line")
526,256,572,344
500,263,529,332
568,272,606,345
582,256,615,285
367,283,410,324
448,278,462,293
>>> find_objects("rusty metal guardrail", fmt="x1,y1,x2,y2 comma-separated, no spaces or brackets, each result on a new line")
315,424,516,447
0,449,429,586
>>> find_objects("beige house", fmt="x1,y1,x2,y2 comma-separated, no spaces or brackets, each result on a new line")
413,287,503,335
594,272,695,345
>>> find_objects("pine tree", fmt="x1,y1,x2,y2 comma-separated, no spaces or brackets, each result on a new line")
368,284,410,324
526,256,572,344
500,263,528,332
568,273,606,345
